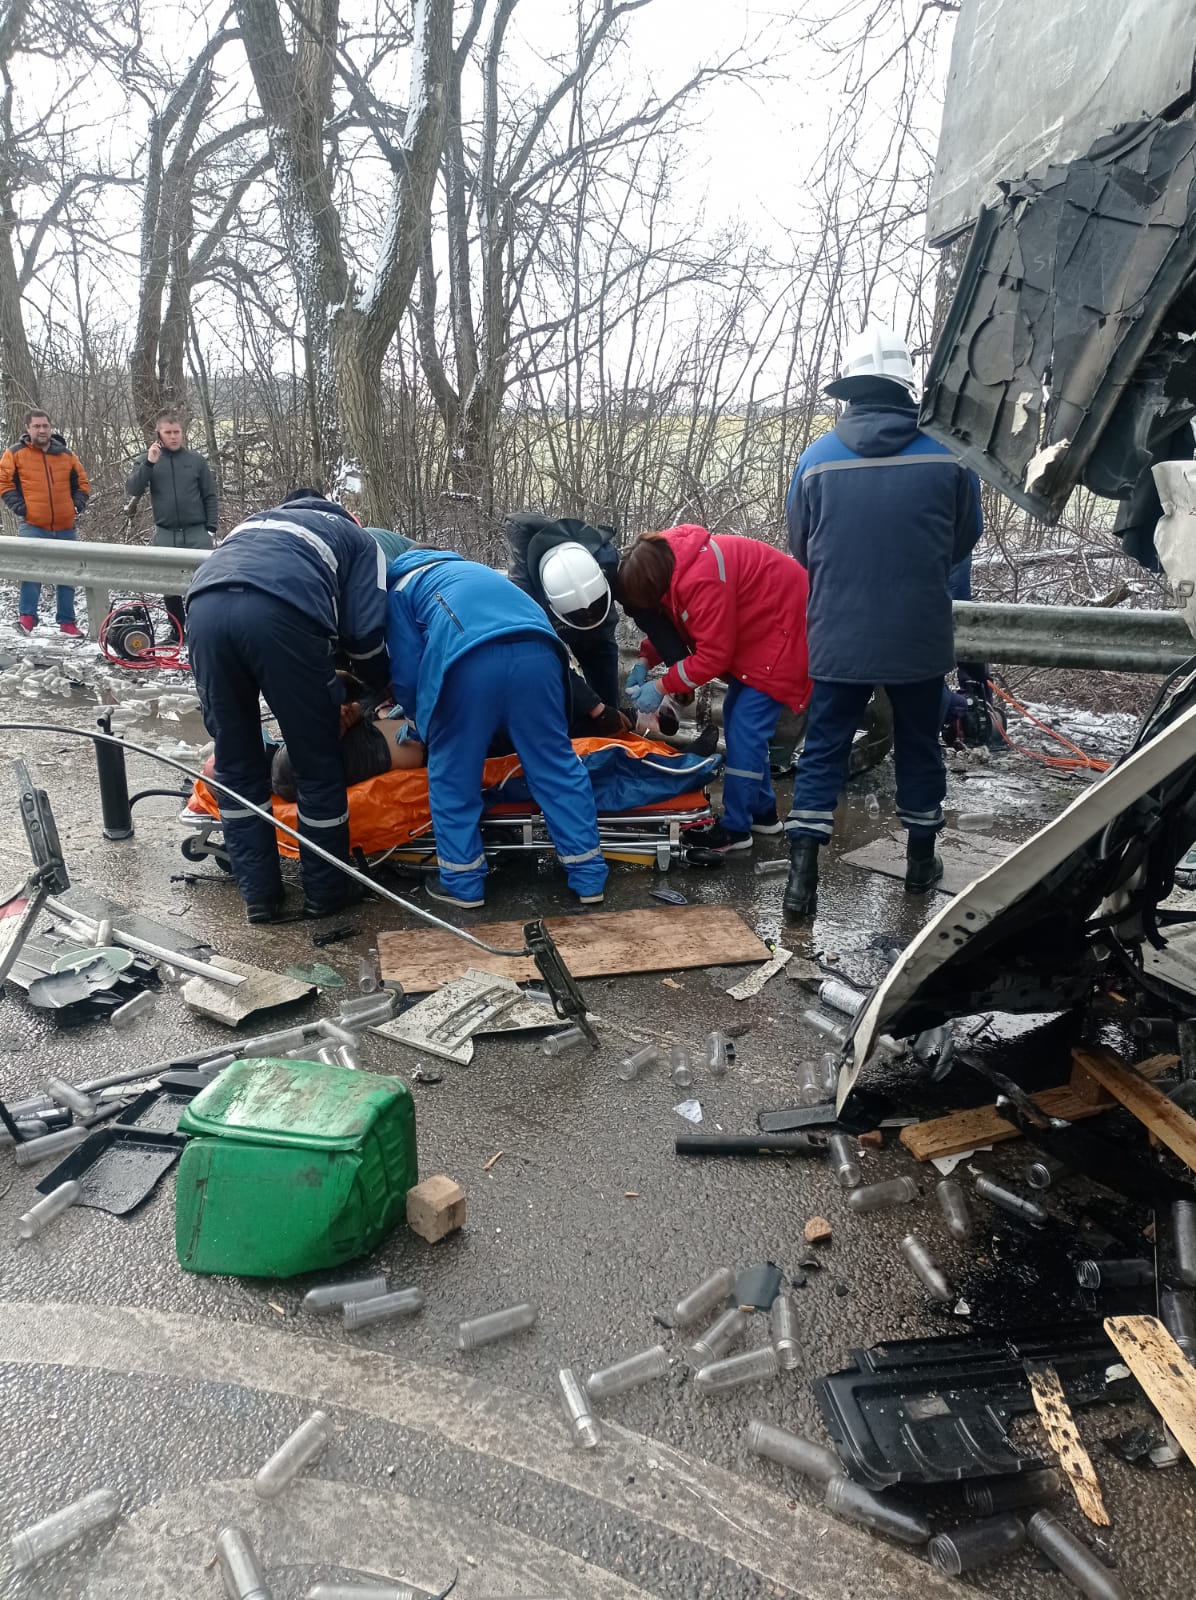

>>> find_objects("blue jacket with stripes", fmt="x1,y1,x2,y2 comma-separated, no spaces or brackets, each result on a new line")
186,497,390,689
785,396,982,683
385,548,566,739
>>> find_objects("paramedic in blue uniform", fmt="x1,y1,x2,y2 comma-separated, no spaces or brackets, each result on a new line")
386,546,607,911
781,325,983,919
186,490,390,923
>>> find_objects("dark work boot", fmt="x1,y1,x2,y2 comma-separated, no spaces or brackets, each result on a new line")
904,833,944,895
782,837,820,921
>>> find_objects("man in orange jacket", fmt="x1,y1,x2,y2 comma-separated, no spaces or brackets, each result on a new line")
0,408,91,634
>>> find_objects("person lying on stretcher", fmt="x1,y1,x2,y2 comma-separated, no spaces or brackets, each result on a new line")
271,707,424,802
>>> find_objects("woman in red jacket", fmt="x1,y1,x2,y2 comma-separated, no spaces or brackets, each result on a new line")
617,525,811,850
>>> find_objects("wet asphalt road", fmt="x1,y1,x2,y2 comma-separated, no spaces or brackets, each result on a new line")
0,633,1191,1599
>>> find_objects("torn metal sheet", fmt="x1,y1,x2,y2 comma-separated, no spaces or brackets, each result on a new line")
181,958,315,1027
372,969,557,1064
929,0,1196,240
725,946,792,1001
922,110,1196,525
844,664,1196,1109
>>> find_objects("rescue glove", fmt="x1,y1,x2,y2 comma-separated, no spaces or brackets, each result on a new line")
626,658,649,692
627,677,664,714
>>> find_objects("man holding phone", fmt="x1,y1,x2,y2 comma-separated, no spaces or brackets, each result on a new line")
125,410,218,638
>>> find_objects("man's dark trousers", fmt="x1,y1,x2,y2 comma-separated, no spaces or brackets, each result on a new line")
187,587,350,906
787,677,946,842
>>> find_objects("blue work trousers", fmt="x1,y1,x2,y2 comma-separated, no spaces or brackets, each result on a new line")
788,677,946,843
721,679,785,832
18,522,77,622
187,587,348,906
428,637,607,902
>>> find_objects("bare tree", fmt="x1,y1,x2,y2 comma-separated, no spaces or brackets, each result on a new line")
233,0,452,522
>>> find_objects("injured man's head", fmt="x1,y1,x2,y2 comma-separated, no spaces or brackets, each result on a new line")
272,718,425,801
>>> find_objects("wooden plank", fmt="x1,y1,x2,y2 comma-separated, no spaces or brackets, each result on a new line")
1072,1045,1196,1174
1025,1361,1111,1527
1104,1314,1196,1471
378,906,770,995
899,1054,1175,1162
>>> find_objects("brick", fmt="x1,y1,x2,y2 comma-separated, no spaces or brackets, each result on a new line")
804,1216,832,1245
406,1174,466,1243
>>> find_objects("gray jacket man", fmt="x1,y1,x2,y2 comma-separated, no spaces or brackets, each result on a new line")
126,410,218,636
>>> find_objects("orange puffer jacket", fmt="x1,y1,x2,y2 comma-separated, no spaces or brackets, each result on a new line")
0,433,90,532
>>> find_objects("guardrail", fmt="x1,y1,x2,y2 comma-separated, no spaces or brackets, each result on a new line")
0,535,208,640
0,535,1193,671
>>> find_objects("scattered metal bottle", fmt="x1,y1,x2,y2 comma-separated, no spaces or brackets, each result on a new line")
957,812,995,833
342,1288,425,1330
557,1366,601,1448
457,1303,537,1350
216,1525,273,1599
818,978,866,1017
963,1468,1062,1515
1025,1509,1130,1600
827,1132,861,1188
306,1585,425,1600
704,1031,730,1076
671,1265,735,1326
753,859,789,876
616,1043,659,1081
974,1174,1048,1225
302,1276,387,1314
17,1178,81,1240
1026,1154,1066,1190
541,1026,586,1057
110,989,156,1029
586,1344,669,1400
865,794,880,818
44,1076,95,1118
818,1051,841,1098
744,1420,839,1482
929,1514,1026,1574
769,1294,800,1369
936,1178,973,1241
306,1585,424,1600
359,951,380,993
1075,1258,1154,1291
335,1043,361,1071
900,1234,952,1301
9,1488,120,1570
13,1125,88,1167
669,1044,694,1088
254,1410,332,1500
796,1059,825,1106
1161,1288,1196,1359
687,1306,751,1368
846,1176,918,1213
693,1345,780,1393
823,1475,930,1544
1174,1198,1196,1287
802,1008,847,1046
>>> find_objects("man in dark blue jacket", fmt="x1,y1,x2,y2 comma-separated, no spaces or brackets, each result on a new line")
781,327,983,920
185,490,390,922
387,547,606,910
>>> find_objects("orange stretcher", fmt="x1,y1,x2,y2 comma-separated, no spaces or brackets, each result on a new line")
180,735,718,874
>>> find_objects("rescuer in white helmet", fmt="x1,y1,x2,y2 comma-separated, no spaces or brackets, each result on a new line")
503,511,685,737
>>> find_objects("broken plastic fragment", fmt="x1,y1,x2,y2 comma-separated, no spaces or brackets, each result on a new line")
673,1098,701,1124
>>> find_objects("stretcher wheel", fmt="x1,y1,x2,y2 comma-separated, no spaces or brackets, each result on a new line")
181,834,232,872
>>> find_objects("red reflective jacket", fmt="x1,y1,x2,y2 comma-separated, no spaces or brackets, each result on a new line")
653,525,811,712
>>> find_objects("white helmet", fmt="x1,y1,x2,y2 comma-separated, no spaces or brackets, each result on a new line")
539,541,611,630
825,324,918,400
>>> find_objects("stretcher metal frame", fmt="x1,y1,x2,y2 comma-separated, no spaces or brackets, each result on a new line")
177,797,714,876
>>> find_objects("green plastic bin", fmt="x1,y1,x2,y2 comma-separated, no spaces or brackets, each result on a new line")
175,1058,417,1278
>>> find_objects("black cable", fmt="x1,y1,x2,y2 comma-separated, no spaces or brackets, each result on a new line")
0,722,527,958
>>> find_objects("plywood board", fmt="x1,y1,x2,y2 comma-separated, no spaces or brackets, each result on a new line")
379,906,769,994
1025,1362,1110,1527
1071,1047,1196,1174
840,830,1013,897
900,1055,1175,1162
1104,1315,1196,1471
